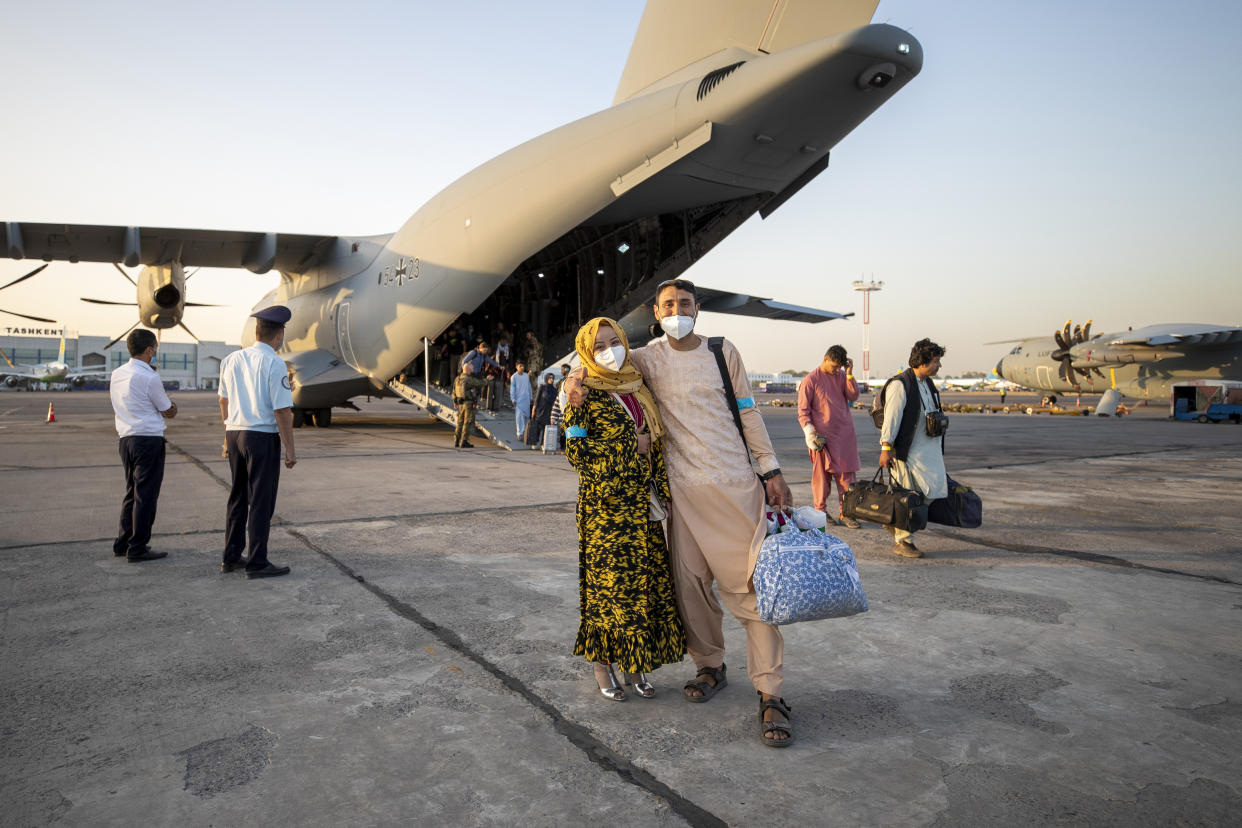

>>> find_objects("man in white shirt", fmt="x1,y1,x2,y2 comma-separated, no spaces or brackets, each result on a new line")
109,329,177,562
218,305,297,579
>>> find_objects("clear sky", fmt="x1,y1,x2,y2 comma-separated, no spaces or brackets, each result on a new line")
2,0,1239,376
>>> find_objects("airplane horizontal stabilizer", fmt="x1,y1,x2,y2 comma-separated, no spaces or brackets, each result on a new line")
614,0,882,103
696,286,851,322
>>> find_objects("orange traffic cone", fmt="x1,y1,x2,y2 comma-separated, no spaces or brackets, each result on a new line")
45,402,56,423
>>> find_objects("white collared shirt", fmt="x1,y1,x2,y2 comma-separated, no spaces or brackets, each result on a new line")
218,342,294,432
110,358,172,438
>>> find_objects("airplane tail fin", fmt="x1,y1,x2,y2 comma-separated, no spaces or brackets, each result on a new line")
0,345,15,369
614,0,882,104
58,336,65,364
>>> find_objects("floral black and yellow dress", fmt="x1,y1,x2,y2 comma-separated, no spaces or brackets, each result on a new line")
564,388,685,672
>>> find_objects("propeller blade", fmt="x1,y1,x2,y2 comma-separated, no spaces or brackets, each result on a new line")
1092,367,1105,378
1054,330,1068,351
0,307,59,323
1063,320,1073,345
81,297,138,306
183,301,225,307
112,263,138,287
1072,324,1082,343
1083,320,1093,340
0,263,50,292
177,320,201,343
105,320,141,351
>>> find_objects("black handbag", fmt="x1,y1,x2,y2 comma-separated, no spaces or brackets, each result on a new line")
843,466,928,532
927,475,982,528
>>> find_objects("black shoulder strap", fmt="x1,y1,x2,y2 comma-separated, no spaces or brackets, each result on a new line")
708,336,751,456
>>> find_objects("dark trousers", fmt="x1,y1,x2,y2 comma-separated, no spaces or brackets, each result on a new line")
224,430,282,568
114,436,166,556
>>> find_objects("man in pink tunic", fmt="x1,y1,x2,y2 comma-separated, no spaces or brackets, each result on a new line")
797,344,862,528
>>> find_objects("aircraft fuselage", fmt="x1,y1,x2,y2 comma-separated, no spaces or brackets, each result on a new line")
239,24,923,410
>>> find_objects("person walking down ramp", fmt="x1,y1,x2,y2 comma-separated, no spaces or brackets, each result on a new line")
563,317,684,701
218,305,298,579
509,361,532,438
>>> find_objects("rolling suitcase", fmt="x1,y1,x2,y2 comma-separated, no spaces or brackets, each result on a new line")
541,424,559,454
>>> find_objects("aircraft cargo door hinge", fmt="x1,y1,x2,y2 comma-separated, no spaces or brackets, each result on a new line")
611,122,713,198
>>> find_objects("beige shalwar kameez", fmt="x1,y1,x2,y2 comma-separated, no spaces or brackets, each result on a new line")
630,337,785,696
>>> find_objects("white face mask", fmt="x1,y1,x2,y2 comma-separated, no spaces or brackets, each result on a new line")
659,314,696,340
595,345,626,371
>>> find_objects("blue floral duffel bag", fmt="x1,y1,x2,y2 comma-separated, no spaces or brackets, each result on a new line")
754,513,869,625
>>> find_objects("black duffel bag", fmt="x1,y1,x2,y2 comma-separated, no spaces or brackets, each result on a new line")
928,476,982,528
843,466,928,533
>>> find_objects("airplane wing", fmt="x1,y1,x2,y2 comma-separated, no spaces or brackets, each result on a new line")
3,221,338,275
696,286,852,322
1101,325,1242,348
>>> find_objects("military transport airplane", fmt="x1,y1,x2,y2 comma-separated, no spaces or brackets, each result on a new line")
1,0,923,440
994,320,1242,401
0,337,105,389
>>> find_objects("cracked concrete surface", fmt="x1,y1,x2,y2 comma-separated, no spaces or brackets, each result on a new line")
1,392,1240,826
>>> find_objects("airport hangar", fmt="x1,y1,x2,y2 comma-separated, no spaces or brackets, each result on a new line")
0,327,237,390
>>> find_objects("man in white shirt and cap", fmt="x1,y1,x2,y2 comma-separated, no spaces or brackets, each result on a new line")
218,305,297,579
110,329,177,562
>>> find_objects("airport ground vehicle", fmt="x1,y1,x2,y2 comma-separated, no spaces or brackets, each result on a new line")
1171,381,1242,423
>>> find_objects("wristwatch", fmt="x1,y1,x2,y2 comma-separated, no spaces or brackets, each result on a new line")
758,467,782,481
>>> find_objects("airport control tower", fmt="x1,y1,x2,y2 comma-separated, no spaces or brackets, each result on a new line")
852,278,883,380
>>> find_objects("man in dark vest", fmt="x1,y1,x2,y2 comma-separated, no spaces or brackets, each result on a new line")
877,339,947,558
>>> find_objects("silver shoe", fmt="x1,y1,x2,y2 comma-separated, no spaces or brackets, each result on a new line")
593,663,626,702
625,672,656,698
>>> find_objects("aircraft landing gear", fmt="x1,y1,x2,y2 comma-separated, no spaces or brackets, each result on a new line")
292,407,332,428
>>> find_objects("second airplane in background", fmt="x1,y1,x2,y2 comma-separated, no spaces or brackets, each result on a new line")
995,320,1242,401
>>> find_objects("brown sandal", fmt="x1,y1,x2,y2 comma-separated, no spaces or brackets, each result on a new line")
683,664,727,703
758,694,794,748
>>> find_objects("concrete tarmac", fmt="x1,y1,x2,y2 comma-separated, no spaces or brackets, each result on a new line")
2,390,1240,827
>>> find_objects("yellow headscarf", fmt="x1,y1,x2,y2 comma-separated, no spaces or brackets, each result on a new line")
574,317,664,439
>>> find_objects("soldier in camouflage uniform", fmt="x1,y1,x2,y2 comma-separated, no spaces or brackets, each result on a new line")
453,362,489,448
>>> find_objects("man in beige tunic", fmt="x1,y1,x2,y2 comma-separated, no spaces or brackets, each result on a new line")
567,279,795,746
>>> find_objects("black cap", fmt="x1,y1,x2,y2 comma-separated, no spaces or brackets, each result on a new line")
251,305,292,325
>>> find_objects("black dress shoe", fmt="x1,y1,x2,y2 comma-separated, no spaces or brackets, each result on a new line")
245,563,291,579
220,559,250,573
127,550,168,563
459,441,475,448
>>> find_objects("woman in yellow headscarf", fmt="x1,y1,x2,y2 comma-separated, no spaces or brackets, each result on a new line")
563,317,685,702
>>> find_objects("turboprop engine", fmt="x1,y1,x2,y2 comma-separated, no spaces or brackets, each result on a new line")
83,262,217,346
137,263,187,330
